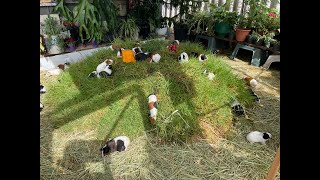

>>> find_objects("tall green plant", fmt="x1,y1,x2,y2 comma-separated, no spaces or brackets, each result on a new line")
53,0,74,23
93,0,118,34
73,0,103,43
118,18,140,39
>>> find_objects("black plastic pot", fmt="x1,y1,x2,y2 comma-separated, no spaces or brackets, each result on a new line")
246,35,256,44
138,22,150,39
103,32,114,43
255,38,264,46
174,23,188,41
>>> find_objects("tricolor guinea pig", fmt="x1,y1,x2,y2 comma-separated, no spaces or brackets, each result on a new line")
148,93,158,125
117,48,125,58
243,76,258,88
132,47,143,55
88,59,113,78
100,136,130,156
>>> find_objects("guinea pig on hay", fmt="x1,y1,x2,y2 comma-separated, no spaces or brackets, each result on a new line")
100,136,130,156
246,131,272,145
243,76,258,88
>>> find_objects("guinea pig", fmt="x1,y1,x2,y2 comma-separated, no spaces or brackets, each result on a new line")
117,48,125,58
208,72,215,80
246,131,272,145
98,65,113,78
40,102,44,112
198,54,208,62
230,98,245,116
100,136,130,156
40,84,46,94
243,76,258,88
96,59,113,73
148,94,158,125
135,52,150,61
178,52,189,63
151,53,161,63
132,47,143,55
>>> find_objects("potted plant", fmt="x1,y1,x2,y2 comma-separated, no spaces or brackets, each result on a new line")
187,11,209,36
211,1,238,38
42,14,65,54
251,30,263,45
128,0,163,39
156,17,168,36
235,15,252,42
118,18,140,40
271,40,280,51
66,37,77,52
166,0,203,41
263,32,275,48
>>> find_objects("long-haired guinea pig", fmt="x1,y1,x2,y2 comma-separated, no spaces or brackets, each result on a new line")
148,93,158,125
100,136,130,156
246,131,272,145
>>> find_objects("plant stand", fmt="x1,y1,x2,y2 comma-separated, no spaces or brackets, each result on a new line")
229,43,267,67
195,34,229,52
262,55,280,70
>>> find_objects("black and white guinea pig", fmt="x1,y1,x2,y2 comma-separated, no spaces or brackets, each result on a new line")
135,52,150,61
40,102,44,112
230,98,245,116
88,59,113,78
100,136,130,156
40,84,46,94
132,47,143,55
198,54,208,62
178,52,189,63
246,131,272,145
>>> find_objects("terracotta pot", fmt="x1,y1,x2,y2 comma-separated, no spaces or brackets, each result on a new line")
235,28,251,42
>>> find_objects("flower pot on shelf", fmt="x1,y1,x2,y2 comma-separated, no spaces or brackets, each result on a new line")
255,38,264,46
235,28,251,42
48,35,63,54
215,22,232,38
67,45,77,52
156,27,168,36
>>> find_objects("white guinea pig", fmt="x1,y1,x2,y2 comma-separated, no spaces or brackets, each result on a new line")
151,53,161,63
246,131,272,145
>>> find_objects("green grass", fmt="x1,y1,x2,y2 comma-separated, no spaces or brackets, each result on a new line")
43,39,253,142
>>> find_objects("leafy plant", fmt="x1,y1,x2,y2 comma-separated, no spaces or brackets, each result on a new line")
45,35,65,50
93,0,119,34
263,32,275,48
236,15,251,29
73,0,103,43
210,1,238,26
118,18,140,39
53,0,74,23
187,11,210,35
42,14,63,36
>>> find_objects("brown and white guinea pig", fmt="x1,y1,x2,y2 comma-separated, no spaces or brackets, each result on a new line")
100,136,130,156
150,53,161,63
148,93,158,125
57,62,70,71
117,48,125,58
106,44,119,51
246,131,272,145
243,76,258,88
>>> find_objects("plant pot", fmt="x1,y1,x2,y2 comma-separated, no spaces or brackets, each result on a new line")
138,22,150,39
215,22,232,38
156,27,168,36
48,35,63,54
67,45,77,52
235,28,251,42
92,41,98,48
174,25,188,41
